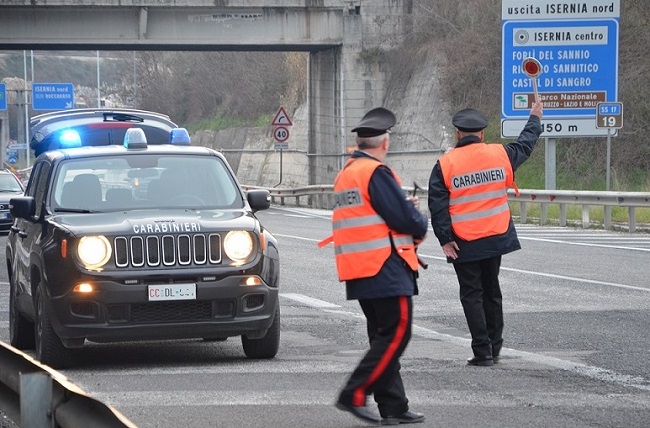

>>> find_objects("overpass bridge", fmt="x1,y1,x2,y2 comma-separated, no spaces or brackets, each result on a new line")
0,0,413,184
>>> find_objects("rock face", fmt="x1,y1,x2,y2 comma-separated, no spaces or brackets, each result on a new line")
192,53,453,189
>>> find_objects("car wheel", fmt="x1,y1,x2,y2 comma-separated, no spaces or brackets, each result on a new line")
35,282,76,369
9,276,35,350
241,302,280,359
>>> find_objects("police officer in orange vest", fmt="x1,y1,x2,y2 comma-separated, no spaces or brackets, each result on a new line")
427,101,543,366
324,107,428,425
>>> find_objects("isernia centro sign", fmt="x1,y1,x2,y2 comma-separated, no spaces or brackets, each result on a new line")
501,0,620,137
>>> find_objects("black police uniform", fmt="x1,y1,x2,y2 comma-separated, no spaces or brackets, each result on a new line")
427,108,542,365
335,108,428,425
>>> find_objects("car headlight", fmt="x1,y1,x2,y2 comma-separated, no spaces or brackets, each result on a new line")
77,235,112,269
223,231,254,262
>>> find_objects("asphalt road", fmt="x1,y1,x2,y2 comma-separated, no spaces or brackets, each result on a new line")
0,207,649,427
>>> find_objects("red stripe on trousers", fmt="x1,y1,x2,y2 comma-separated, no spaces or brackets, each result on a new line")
352,296,409,406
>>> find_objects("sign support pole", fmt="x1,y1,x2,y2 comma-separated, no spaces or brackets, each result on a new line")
544,137,556,190
272,107,291,187
604,128,612,228
606,128,612,191
23,50,30,167
274,149,283,187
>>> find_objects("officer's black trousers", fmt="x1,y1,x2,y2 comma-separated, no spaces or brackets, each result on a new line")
453,256,504,359
338,296,412,417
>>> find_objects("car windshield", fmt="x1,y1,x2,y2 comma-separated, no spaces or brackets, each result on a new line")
0,174,23,192
50,154,243,212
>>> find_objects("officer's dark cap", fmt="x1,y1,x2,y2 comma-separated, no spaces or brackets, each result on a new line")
452,108,488,132
352,107,396,138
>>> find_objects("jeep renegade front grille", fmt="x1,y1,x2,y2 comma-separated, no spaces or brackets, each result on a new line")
113,234,222,268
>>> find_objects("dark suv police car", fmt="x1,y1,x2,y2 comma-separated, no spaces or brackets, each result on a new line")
6,116,280,369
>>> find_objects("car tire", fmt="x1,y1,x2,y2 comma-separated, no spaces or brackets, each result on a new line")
9,275,35,350
241,302,280,359
35,282,76,369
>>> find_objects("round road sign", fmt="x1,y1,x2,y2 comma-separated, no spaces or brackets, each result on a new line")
522,57,542,78
273,126,290,143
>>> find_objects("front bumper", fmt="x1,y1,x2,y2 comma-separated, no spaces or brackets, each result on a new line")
46,274,279,344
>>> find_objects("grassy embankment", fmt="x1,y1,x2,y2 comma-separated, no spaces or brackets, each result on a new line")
185,115,272,134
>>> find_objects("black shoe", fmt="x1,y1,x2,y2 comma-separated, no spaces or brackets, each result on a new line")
493,355,500,363
336,402,381,424
381,410,425,425
467,356,494,366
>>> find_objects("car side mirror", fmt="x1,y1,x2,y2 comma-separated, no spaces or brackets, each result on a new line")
246,189,271,212
10,196,36,220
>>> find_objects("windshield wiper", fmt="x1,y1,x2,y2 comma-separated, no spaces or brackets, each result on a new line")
54,208,98,213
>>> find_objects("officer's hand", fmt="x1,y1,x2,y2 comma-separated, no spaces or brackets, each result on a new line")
442,241,459,260
531,101,543,119
406,195,420,209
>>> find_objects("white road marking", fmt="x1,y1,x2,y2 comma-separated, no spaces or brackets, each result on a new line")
270,207,332,219
409,323,650,392
414,252,649,292
300,295,650,393
72,294,650,397
519,236,650,252
501,266,650,292
274,233,321,242
273,233,649,292
281,293,340,308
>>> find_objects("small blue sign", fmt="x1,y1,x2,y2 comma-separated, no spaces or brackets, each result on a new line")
32,83,75,111
598,102,621,115
0,83,6,110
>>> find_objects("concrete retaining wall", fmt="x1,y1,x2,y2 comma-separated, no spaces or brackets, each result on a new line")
192,49,452,189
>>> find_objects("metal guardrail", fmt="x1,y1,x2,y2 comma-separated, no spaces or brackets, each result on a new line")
507,189,650,232
243,184,650,232
0,341,136,428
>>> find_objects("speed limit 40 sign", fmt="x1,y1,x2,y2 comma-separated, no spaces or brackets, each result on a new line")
273,126,290,142
596,102,623,129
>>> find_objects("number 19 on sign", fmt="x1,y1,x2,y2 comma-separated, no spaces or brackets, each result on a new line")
596,102,623,129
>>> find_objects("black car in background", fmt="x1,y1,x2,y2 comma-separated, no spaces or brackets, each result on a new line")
7,111,280,369
0,170,25,230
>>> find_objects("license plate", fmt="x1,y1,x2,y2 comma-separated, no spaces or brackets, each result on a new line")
148,284,196,301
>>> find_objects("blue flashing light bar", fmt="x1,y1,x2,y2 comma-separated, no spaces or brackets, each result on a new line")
170,128,191,145
59,130,82,149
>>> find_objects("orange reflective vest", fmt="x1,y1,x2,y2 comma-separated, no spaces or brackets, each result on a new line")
438,143,514,241
324,157,419,281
